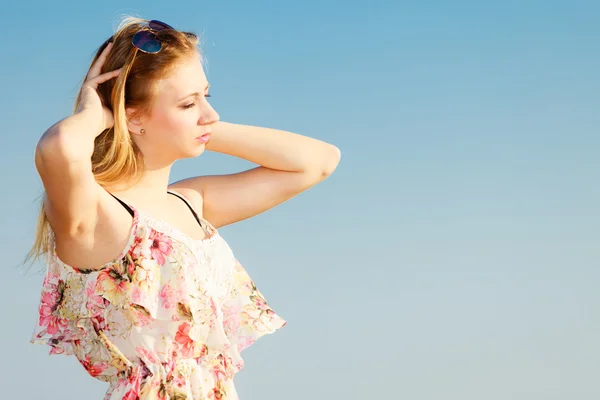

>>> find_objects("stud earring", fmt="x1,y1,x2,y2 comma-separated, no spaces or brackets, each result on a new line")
140,129,146,135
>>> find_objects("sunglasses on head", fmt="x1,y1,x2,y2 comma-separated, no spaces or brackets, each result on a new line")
131,20,174,54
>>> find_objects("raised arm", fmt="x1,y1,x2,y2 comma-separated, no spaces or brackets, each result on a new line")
37,43,122,237
169,121,341,228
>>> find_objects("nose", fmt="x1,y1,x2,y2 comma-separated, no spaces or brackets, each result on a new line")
198,100,220,126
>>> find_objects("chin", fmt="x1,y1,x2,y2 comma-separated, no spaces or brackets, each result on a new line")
183,144,207,158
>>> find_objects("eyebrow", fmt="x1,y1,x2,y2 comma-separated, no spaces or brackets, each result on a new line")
178,84,211,101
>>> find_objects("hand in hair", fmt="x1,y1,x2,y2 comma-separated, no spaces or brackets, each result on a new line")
75,41,122,135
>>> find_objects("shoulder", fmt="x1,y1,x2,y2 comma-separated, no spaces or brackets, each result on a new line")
167,184,205,216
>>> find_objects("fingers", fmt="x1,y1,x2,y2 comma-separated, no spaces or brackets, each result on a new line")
84,68,123,89
87,42,114,80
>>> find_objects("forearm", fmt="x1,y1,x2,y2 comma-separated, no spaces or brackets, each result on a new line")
207,121,340,175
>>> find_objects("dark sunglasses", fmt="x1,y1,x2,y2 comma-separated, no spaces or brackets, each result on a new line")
131,20,175,54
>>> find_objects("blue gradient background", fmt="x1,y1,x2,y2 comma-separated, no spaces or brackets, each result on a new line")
1,1,599,399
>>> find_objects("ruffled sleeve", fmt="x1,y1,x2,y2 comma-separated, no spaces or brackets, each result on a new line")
29,235,134,382
220,259,287,354
29,252,94,356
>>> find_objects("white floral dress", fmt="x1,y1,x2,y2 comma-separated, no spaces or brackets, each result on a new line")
30,191,287,399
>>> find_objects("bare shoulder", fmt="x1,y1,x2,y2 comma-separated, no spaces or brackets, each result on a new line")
167,183,205,216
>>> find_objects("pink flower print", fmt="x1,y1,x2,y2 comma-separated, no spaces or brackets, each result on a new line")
136,347,160,365
149,230,173,265
85,281,107,315
39,308,67,335
208,379,226,400
173,374,186,388
79,354,109,377
174,322,196,358
212,355,230,381
118,369,143,400
213,368,227,382
49,345,65,355
38,280,68,335
131,286,142,303
97,270,130,305
122,389,140,400
222,302,242,334
132,260,158,299
159,284,175,309
40,288,59,307
91,314,107,331
253,293,268,310
130,305,153,327
131,227,152,260
126,254,137,277
42,272,60,287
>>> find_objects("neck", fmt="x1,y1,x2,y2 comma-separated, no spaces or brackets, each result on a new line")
111,164,173,204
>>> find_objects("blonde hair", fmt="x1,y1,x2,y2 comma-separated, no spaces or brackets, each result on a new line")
25,16,200,266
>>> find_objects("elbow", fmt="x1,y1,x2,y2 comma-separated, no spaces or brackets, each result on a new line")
305,144,340,182
320,144,341,178
34,133,59,174
35,128,90,172
36,128,67,165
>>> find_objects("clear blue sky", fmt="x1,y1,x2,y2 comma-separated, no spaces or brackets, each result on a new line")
1,1,599,399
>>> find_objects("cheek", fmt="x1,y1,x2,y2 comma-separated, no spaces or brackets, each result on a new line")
153,110,195,135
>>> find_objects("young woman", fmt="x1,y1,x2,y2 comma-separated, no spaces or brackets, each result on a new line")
29,17,340,399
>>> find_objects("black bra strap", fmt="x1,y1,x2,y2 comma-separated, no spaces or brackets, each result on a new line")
167,191,206,230
110,193,134,217
110,191,207,232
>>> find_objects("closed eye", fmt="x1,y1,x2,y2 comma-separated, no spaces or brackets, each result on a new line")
182,94,211,109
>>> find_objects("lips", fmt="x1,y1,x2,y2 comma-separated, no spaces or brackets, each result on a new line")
196,133,211,144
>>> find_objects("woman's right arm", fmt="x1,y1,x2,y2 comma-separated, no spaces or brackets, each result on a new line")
36,42,121,239
35,109,105,237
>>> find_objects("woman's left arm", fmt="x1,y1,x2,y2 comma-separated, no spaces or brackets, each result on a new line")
170,121,341,228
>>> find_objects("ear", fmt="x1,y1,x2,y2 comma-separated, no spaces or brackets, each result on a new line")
126,107,144,135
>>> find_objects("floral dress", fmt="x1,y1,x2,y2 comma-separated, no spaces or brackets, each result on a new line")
30,191,287,399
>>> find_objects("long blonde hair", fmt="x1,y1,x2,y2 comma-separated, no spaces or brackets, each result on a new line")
25,17,200,266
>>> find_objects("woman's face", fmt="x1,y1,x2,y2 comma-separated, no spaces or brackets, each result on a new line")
130,51,219,165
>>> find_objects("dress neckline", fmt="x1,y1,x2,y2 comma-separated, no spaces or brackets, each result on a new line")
116,189,219,244
136,208,219,245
